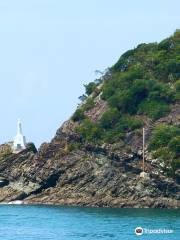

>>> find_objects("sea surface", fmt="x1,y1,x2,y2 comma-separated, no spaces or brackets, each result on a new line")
0,205,179,240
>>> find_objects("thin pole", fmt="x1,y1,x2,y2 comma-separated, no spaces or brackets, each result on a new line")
142,127,145,172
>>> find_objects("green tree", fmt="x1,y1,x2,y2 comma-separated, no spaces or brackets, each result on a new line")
149,125,180,150
100,108,120,129
138,100,170,120
84,82,97,95
77,119,102,143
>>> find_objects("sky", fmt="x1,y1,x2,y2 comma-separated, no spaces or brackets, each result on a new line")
0,0,179,148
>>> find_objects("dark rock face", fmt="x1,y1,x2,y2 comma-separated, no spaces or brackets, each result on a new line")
0,114,179,208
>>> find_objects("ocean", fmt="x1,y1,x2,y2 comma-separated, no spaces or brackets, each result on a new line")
0,205,179,240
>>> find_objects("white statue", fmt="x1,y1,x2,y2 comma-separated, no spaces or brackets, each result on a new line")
13,119,26,153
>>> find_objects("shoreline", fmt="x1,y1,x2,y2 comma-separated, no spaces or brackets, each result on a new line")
0,200,179,209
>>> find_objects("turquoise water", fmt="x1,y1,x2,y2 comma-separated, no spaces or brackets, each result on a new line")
0,205,179,240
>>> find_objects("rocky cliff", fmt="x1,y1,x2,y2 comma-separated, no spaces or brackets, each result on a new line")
0,31,179,208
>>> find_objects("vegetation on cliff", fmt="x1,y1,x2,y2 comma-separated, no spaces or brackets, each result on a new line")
72,30,180,176
150,124,180,176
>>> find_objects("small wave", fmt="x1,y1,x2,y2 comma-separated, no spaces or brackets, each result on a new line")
8,200,23,205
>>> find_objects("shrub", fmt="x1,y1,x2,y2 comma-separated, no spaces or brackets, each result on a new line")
78,94,87,102
175,80,180,100
125,116,143,130
76,119,102,143
100,108,120,129
150,124,180,176
168,136,180,156
111,49,135,72
67,143,81,152
148,82,175,103
149,125,180,150
99,114,143,143
84,82,97,96
72,109,86,122
138,100,170,120
158,38,171,50
175,79,180,92
82,98,95,111
108,90,136,114
101,83,116,100
108,79,152,114
26,143,37,153
102,129,125,143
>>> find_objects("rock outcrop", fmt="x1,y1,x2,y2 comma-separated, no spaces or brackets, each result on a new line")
0,108,179,208
0,31,179,208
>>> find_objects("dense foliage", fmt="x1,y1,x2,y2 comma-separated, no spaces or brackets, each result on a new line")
102,30,180,121
72,31,180,176
73,31,180,148
149,124,180,176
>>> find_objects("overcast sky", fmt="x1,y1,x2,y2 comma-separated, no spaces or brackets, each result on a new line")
0,0,179,147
